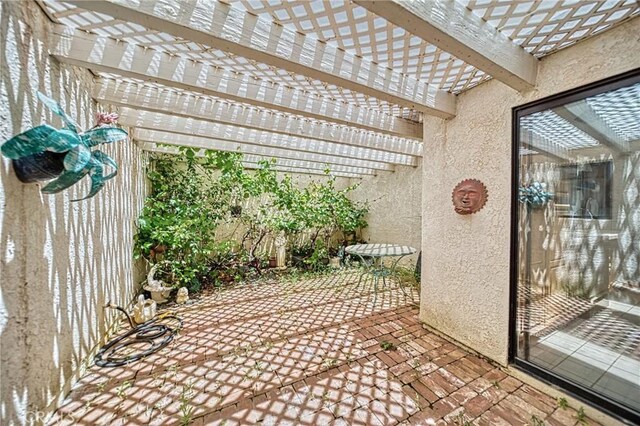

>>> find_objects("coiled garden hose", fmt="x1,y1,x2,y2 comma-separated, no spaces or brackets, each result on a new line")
94,302,182,368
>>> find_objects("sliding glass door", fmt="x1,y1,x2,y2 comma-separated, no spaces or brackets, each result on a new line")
512,70,640,423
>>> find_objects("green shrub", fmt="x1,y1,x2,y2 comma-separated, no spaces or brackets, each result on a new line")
134,148,369,291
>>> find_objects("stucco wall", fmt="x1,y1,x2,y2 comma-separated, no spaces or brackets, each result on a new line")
0,2,147,424
420,18,640,365
350,162,422,266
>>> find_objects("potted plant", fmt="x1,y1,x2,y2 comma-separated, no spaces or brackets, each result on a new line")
0,92,127,200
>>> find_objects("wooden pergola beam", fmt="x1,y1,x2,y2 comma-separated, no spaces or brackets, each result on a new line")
94,79,424,156
134,129,395,171
139,143,367,178
67,0,456,118
49,25,422,139
355,0,538,92
118,108,417,166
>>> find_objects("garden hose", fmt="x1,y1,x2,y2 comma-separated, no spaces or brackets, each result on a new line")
94,303,182,368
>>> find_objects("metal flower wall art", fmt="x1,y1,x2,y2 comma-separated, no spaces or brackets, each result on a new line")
518,181,552,208
0,92,128,201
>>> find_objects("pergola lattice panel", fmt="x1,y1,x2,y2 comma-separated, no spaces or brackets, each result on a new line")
39,0,639,110
587,83,640,142
234,0,638,94
521,110,600,151
39,1,421,121
461,0,640,56
36,0,640,168
233,0,489,94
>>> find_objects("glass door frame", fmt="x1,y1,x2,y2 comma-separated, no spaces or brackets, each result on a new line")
509,68,640,424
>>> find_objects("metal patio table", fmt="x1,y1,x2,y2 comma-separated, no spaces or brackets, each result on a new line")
345,243,417,302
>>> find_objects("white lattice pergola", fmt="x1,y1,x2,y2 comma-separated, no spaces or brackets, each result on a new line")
38,0,639,177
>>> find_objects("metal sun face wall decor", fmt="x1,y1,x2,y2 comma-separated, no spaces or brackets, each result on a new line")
452,179,488,215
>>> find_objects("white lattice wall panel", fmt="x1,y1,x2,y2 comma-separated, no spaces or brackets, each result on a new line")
460,0,639,56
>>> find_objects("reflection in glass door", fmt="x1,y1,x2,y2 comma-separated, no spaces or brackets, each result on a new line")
513,72,640,421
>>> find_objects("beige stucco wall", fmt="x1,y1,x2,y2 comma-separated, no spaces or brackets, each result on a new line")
420,17,640,365
350,162,422,266
0,2,147,424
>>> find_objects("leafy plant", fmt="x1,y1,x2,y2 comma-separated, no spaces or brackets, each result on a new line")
454,411,472,426
531,414,545,426
115,381,132,399
0,93,127,200
179,380,195,426
134,147,369,291
575,407,587,424
395,266,419,289
556,397,568,409
322,358,338,368
380,341,396,351
135,149,238,291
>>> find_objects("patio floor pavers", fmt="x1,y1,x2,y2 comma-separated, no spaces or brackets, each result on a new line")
50,270,602,425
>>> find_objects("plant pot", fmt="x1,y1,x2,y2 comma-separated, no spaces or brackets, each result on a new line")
12,151,66,183
143,285,172,304
230,205,242,217
268,256,277,268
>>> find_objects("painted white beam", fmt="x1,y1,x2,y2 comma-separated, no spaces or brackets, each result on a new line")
95,79,424,156
239,155,378,176
118,107,417,166
554,101,629,153
134,129,395,171
139,143,365,178
355,0,538,92
243,162,362,179
141,142,377,175
49,25,421,139
68,0,456,118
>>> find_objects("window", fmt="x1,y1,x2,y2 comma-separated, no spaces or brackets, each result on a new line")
511,70,640,423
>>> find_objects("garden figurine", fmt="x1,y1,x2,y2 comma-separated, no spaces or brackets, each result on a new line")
275,231,287,268
132,295,156,324
176,287,189,304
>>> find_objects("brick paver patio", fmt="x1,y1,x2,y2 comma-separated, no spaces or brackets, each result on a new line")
51,270,601,425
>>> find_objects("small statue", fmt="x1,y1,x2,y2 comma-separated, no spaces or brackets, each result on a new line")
176,287,189,304
275,231,287,268
132,295,156,324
